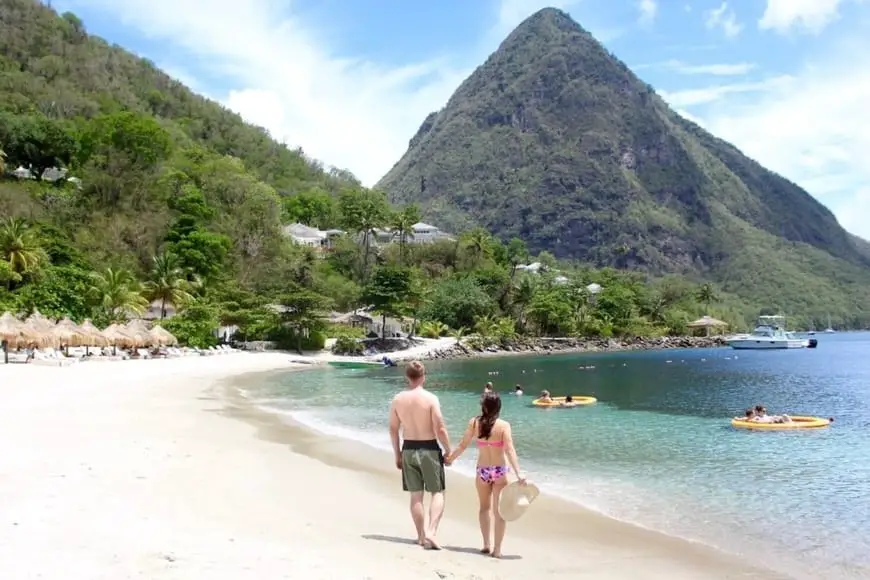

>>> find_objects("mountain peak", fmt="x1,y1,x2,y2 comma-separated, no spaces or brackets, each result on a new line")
501,7,591,49
376,7,870,308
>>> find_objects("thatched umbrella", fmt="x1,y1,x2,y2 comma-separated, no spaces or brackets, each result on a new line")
25,310,54,332
149,325,178,346
0,313,47,362
687,315,728,337
79,320,110,348
53,318,88,350
1,312,23,364
124,319,152,347
102,323,140,353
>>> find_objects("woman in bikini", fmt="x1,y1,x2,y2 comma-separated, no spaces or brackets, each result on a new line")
445,391,526,558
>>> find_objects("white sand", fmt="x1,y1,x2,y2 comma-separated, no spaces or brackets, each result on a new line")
298,336,458,364
0,353,780,579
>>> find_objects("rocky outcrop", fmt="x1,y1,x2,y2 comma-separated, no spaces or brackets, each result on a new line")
420,335,726,361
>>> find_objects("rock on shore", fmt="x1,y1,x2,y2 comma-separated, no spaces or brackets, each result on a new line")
421,335,727,361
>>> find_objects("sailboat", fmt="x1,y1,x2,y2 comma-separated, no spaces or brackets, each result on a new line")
824,314,835,333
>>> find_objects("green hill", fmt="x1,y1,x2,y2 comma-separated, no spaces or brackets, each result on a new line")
0,0,866,342
376,8,870,322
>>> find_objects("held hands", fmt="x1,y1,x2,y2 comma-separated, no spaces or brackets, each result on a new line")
443,450,454,466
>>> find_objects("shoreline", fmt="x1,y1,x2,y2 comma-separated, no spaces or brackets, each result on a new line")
221,371,784,579
0,353,791,579
418,335,728,361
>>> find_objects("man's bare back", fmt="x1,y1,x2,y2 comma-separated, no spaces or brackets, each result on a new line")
392,388,440,440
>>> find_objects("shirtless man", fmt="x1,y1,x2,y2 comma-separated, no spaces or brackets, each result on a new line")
389,360,452,550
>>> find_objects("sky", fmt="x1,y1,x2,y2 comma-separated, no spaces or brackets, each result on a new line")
53,0,870,239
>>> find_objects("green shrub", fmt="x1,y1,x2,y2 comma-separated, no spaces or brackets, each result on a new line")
332,335,364,355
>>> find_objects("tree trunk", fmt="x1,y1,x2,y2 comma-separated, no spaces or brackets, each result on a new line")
362,230,371,281
382,312,387,339
160,297,166,319
295,331,303,355
3,340,8,365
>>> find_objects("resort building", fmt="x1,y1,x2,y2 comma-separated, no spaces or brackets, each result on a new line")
282,223,345,250
373,222,455,245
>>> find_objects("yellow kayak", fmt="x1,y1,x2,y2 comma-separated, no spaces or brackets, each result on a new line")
532,396,597,407
731,415,831,430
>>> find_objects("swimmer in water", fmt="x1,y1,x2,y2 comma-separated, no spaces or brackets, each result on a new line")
560,395,577,408
484,382,494,393
514,384,523,396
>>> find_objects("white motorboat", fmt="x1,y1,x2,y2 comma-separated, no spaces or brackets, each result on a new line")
824,314,835,333
726,316,809,350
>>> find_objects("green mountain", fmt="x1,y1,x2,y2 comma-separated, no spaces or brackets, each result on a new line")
377,8,870,317
0,0,357,291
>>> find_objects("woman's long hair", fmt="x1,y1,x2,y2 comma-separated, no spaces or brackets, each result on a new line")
478,391,502,439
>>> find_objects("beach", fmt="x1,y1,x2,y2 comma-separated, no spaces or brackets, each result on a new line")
0,352,783,579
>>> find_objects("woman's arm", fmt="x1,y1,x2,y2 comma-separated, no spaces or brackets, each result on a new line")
446,418,476,464
503,422,526,483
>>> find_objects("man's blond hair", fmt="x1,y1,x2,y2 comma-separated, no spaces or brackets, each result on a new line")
405,360,426,381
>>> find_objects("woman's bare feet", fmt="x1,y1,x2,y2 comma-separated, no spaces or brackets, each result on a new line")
423,535,441,550
480,547,491,554
490,548,502,558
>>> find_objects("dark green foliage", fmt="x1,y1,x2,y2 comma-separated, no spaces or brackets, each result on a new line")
162,301,219,348
376,7,870,319
361,266,413,338
419,275,497,330
276,285,333,353
0,112,77,180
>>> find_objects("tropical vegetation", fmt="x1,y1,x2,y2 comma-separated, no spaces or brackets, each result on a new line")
0,0,866,356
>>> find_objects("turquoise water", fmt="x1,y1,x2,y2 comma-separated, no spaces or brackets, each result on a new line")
246,333,870,578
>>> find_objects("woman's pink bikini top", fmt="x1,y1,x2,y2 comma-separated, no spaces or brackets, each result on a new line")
476,439,504,448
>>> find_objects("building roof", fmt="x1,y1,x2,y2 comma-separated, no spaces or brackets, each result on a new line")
412,222,438,230
283,223,326,239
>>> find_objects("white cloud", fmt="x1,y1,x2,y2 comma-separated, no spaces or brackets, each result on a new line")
758,0,854,34
669,40,870,238
661,60,756,75
705,2,743,37
660,76,792,107
637,0,658,25
837,187,870,239
58,0,581,187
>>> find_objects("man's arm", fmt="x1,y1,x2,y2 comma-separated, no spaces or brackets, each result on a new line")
389,397,401,461
430,397,451,456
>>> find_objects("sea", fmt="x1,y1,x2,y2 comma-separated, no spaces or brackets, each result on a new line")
241,332,870,579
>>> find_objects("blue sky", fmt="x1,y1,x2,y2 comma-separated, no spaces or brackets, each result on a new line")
54,0,870,238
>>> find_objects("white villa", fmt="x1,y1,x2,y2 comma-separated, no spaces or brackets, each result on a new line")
374,222,455,245
329,309,405,338
282,223,345,250
283,220,453,251
516,262,569,284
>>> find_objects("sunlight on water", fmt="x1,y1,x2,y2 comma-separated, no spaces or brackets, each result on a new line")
247,333,870,578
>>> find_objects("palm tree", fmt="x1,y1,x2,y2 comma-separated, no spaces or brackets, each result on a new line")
511,276,537,330
390,205,420,264
696,283,716,315
88,267,149,322
143,252,193,319
0,217,48,289
462,228,492,267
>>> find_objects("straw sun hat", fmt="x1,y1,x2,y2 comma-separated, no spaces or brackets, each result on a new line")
498,480,540,522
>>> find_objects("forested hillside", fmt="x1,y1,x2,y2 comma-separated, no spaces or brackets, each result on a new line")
0,0,866,345
377,8,870,325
